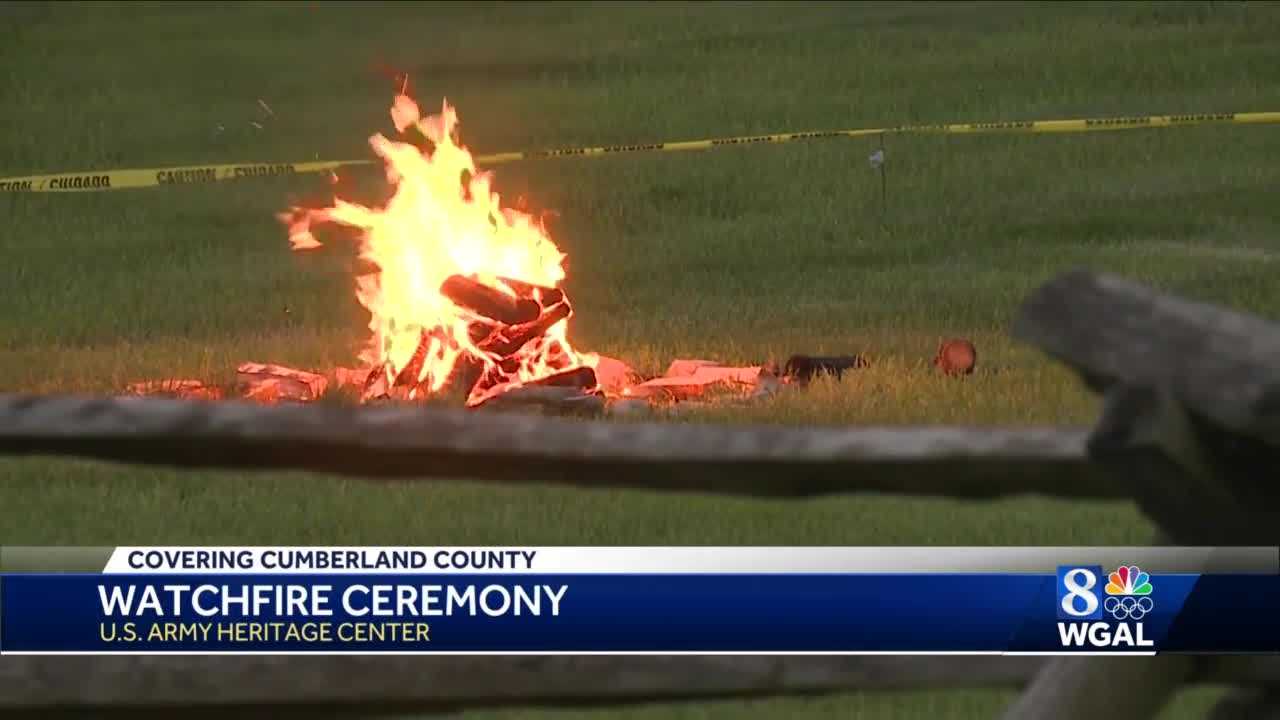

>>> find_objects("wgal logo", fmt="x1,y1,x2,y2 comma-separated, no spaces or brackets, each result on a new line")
1055,565,1155,648
1057,565,1104,620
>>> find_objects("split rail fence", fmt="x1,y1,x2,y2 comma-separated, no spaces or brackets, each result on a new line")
1,269,1277,719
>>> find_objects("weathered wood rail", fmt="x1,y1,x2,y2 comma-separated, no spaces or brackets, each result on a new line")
2,655,1277,717
1,270,1277,718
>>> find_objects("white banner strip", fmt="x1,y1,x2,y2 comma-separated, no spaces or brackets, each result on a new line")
100,546,1279,575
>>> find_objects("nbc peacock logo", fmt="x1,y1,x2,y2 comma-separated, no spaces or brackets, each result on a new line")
1103,565,1154,621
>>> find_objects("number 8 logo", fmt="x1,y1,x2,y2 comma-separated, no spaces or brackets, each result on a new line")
1060,568,1100,617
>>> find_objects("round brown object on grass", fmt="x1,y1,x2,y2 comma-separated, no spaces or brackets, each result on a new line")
934,339,977,376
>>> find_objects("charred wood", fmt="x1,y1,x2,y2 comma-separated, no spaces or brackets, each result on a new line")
494,276,565,308
440,274,542,326
524,365,598,390
481,302,573,358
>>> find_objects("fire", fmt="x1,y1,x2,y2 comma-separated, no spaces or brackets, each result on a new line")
282,94,596,406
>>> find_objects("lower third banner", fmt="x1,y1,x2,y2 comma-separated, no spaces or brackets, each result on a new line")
2,565,1277,654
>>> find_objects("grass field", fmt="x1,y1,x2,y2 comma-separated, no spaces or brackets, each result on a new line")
3,1,1279,717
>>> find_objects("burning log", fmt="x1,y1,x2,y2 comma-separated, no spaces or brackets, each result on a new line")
392,331,432,391
440,274,541,326
371,276,591,408
392,328,464,395
468,352,593,408
494,276,565,309
361,333,486,402
480,301,573,358
282,94,600,411
361,363,391,401
448,357,487,397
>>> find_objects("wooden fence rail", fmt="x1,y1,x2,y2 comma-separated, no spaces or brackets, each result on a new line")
0,394,1106,498
2,655,1277,715
1,270,1277,719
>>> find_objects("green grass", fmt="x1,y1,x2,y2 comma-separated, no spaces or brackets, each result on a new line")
2,1,1279,717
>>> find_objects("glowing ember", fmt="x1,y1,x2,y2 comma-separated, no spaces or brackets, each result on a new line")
281,94,596,406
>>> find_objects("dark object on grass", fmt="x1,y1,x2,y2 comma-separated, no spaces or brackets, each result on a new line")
934,339,977,376
783,355,869,382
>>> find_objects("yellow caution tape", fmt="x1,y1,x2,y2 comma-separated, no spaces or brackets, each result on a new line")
0,160,372,193
3,110,1278,193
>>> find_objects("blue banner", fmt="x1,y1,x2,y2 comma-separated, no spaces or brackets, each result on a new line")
2,570,1277,653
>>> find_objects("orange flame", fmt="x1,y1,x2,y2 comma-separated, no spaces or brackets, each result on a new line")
282,94,595,405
